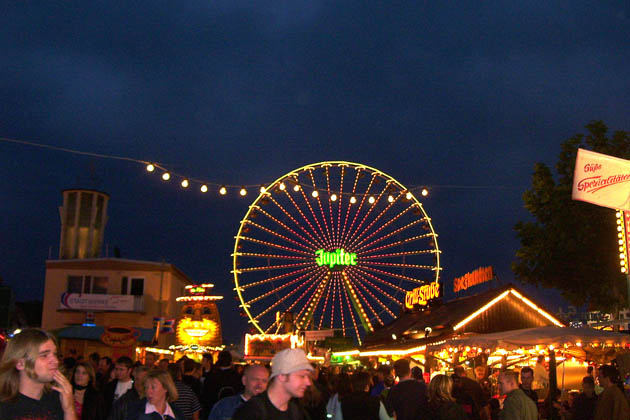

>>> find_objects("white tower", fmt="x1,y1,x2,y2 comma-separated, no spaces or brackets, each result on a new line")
58,189,109,259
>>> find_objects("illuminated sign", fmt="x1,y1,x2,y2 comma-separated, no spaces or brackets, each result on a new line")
405,282,440,309
244,333,303,360
315,249,357,268
176,318,220,346
453,266,495,293
189,286,205,294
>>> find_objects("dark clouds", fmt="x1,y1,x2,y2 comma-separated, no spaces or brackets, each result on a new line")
1,1,629,343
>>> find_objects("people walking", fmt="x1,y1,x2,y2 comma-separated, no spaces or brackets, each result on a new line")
427,374,467,420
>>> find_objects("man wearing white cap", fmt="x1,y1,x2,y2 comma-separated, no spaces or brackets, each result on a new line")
233,348,312,420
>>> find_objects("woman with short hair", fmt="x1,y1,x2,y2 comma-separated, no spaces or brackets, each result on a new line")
125,370,184,420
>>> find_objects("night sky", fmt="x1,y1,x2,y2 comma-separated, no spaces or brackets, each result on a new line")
1,2,629,344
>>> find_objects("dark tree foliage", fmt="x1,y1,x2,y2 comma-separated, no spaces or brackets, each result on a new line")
513,122,630,311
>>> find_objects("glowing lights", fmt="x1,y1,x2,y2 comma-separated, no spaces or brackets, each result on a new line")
315,249,358,268
330,194,338,202
260,185,267,193
181,179,189,188
368,196,375,204
240,187,247,196
219,186,227,195
137,347,173,355
162,172,171,181
279,182,286,190
421,188,428,197
200,184,208,193
176,296,223,302
388,195,394,203
293,184,300,192
146,163,155,172
616,209,628,273
405,192,413,200
312,190,319,198
350,196,357,204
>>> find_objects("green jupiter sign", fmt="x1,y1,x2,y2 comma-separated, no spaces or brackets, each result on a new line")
315,249,357,268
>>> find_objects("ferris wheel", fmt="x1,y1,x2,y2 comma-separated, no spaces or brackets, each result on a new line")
232,162,440,343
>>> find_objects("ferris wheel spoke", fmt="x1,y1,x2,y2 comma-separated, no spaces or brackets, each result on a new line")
269,192,325,248
253,276,318,320
317,276,335,329
252,205,320,250
350,266,409,293
324,166,337,244
362,261,436,270
354,217,425,254
335,165,346,248
341,171,378,245
344,181,390,246
341,271,374,334
351,204,417,249
243,267,327,305
237,235,314,257
329,276,337,329
237,266,316,289
293,180,332,247
346,189,400,248
238,261,313,273
356,233,433,255
295,271,331,330
359,265,429,284
340,277,362,344
346,271,393,320
361,249,437,259
244,220,314,252
344,272,384,326
339,168,361,243
306,169,334,245
335,275,347,335
346,269,402,310
236,252,312,261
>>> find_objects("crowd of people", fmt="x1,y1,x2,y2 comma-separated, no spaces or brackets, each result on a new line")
1,329,630,420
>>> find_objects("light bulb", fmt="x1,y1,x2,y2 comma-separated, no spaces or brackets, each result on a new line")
279,183,286,191
181,179,189,188
312,190,319,198
405,192,413,200
219,186,227,195
421,188,429,197
146,164,155,172
162,172,171,181
368,196,375,204
293,185,300,192
388,195,394,203
260,186,266,193
240,187,247,196
200,185,208,193
350,196,357,204
330,194,337,202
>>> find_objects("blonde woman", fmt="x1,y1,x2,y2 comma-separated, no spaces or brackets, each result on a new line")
125,370,184,420
0,328,76,420
427,374,467,420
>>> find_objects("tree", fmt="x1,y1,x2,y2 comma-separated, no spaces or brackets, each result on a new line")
513,121,630,312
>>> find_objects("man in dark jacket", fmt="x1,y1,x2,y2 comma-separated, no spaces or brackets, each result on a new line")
201,351,243,418
385,359,428,420
107,365,149,420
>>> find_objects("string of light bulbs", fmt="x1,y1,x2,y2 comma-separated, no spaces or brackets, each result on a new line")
0,136,523,198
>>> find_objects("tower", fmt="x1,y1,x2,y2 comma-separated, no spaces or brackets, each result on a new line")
58,189,109,259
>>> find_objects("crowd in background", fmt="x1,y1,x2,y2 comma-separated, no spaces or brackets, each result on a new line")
1,329,630,420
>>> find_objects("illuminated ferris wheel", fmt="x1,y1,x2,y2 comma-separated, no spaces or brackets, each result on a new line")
232,162,440,343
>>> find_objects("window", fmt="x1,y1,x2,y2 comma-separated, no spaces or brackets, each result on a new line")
121,277,144,296
66,275,108,294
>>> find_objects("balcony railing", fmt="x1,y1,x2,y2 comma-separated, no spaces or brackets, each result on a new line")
59,293,145,312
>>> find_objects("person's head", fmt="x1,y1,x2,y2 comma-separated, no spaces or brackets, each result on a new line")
98,356,112,374
393,358,411,379
201,353,213,371
350,371,372,393
474,365,487,380
167,363,182,382
114,356,133,382
537,355,545,364
144,369,178,406
183,358,196,375
428,374,455,404
72,361,96,389
0,329,59,400
216,351,232,368
411,366,423,382
269,348,314,399
582,375,595,397
587,365,594,376
132,365,150,395
451,373,462,389
597,364,619,388
242,364,269,399
498,371,519,395
453,365,466,378
158,359,170,371
88,352,100,369
144,352,156,367
520,367,534,390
